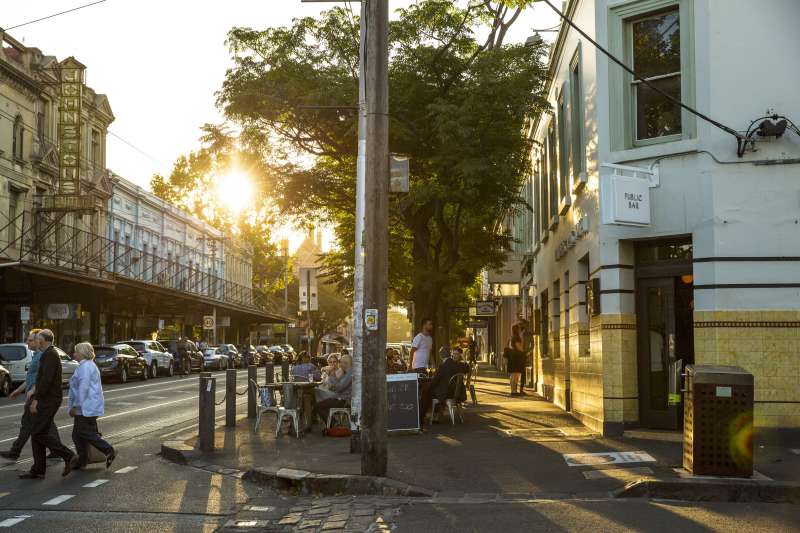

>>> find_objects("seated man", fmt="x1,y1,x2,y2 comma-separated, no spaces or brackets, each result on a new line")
420,347,469,424
315,354,353,422
292,351,321,381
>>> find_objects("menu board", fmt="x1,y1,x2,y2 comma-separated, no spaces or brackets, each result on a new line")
387,373,420,432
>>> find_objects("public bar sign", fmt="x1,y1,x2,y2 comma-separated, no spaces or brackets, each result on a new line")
600,171,652,227
58,57,85,196
474,300,496,317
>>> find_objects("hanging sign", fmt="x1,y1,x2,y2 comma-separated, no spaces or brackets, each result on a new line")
299,267,318,311
600,164,653,227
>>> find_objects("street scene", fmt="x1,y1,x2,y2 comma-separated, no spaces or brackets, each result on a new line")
1,0,800,532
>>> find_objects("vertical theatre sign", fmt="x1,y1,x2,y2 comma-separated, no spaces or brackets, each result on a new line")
43,57,94,212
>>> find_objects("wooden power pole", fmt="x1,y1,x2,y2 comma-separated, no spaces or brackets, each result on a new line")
361,0,389,476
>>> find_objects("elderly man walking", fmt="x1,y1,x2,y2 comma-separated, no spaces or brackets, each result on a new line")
19,329,75,480
0,328,63,461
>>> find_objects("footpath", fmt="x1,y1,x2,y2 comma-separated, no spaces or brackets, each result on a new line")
161,365,800,532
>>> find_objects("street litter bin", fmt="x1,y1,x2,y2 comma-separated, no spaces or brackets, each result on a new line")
683,364,754,477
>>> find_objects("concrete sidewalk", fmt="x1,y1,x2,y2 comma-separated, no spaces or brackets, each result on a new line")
162,365,800,500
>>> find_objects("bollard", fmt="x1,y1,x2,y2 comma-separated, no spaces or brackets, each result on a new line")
247,365,257,419
199,371,212,421
199,375,216,452
226,368,236,428
265,363,275,384
281,361,290,382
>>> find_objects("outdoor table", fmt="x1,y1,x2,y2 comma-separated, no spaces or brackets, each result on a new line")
262,381,321,432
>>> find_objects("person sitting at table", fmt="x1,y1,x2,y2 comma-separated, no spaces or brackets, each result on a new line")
292,351,321,381
319,354,342,390
385,348,406,374
420,347,469,424
315,354,353,422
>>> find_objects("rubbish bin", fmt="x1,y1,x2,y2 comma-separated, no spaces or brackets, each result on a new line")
683,364,754,477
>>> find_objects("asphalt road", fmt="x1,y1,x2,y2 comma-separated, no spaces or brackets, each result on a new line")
0,368,282,532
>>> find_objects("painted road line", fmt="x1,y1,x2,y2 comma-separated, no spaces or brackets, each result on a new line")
563,451,656,467
83,479,109,487
112,402,136,407
43,494,75,505
0,516,31,527
147,395,167,400
245,505,275,512
114,466,138,474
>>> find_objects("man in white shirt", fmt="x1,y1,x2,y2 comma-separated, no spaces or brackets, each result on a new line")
68,342,115,470
410,319,434,372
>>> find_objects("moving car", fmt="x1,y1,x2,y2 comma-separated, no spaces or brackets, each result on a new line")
0,343,32,384
203,346,229,370
120,340,175,378
94,344,149,383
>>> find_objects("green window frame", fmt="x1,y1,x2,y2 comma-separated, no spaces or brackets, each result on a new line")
608,0,695,152
557,88,571,215
569,46,586,191
547,123,559,228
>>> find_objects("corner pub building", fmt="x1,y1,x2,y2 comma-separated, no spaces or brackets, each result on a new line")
500,0,800,436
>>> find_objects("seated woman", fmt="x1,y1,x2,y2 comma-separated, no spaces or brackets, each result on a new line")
292,351,321,381
319,354,342,390
315,354,353,421
385,348,406,374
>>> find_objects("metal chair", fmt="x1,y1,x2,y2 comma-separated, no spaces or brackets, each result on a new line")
465,363,478,406
275,408,301,439
430,373,466,426
250,379,281,433
326,407,351,429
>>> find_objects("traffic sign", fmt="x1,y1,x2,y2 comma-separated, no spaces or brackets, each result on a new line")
203,316,215,330
20,306,30,322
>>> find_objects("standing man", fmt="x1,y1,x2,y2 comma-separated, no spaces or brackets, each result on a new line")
20,329,75,479
0,328,62,461
410,318,434,373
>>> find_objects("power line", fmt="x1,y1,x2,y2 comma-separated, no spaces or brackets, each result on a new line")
107,130,164,165
5,0,108,31
538,0,744,147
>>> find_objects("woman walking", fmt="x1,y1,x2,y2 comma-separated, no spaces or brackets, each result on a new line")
507,324,526,396
68,342,115,470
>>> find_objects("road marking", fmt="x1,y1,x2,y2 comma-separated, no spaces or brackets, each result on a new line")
0,516,31,527
146,395,167,400
563,451,656,467
114,466,137,474
112,401,136,407
43,494,75,505
245,505,274,512
83,479,109,487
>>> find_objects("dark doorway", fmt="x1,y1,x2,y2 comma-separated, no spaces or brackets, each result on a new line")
635,239,694,429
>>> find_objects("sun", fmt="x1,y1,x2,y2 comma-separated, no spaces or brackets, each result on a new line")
213,171,255,215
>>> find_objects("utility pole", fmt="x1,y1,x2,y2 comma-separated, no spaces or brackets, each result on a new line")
282,238,289,344
350,0,367,454
306,267,313,354
361,0,389,476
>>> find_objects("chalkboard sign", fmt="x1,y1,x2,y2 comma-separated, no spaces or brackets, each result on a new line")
387,373,420,432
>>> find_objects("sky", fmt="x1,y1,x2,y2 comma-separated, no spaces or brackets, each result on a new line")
4,1,560,191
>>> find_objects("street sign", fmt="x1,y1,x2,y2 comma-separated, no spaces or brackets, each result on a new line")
203,316,215,330
390,155,409,193
466,320,488,328
20,306,30,322
450,306,469,313
475,300,496,316
299,267,319,311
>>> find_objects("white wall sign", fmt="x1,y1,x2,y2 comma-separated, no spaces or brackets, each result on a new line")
475,300,496,316
20,306,30,322
299,267,319,311
601,170,652,227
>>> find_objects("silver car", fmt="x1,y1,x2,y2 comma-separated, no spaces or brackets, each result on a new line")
56,346,79,385
0,343,32,384
120,340,175,378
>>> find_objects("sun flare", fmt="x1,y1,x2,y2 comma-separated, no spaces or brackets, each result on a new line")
214,171,255,215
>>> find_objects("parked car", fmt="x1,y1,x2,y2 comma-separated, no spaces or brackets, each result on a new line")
281,344,296,358
0,343,32,385
203,347,229,370
94,344,149,383
269,345,286,365
239,345,260,366
0,364,11,396
218,344,243,368
120,340,175,378
158,338,204,373
255,345,273,363
56,346,79,385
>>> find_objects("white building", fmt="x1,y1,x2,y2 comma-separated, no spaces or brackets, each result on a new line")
502,0,800,435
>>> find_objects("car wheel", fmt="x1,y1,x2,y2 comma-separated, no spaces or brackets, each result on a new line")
0,375,10,397
150,362,158,379
218,360,223,371
167,361,174,377
141,364,149,381
120,367,128,384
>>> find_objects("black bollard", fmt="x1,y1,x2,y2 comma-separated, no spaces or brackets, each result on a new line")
199,371,212,421
226,369,236,428
247,365,257,419
264,363,275,384
281,361,290,382
199,375,216,452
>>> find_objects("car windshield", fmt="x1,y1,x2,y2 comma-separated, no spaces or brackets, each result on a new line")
204,349,217,356
125,342,146,352
270,346,284,352
94,348,117,358
0,345,27,361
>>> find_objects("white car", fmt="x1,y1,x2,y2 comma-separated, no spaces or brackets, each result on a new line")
119,340,175,378
56,347,79,385
0,343,32,384
203,347,229,371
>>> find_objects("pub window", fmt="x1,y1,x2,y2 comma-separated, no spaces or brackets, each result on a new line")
539,154,549,239
547,124,558,225
540,290,549,357
569,48,586,187
12,115,24,160
533,162,541,244
91,129,101,167
557,89,570,215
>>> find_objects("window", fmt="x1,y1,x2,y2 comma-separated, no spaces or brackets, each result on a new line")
539,155,549,240
557,90,570,214
7,189,21,244
569,48,586,188
552,279,560,359
12,115,24,160
533,162,541,245
631,8,681,141
608,0,694,150
547,124,558,226
540,290,549,356
91,129,101,167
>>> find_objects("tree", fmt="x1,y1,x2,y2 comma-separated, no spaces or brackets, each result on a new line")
216,0,549,344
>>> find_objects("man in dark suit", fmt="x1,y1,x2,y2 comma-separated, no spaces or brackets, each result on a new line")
20,329,75,479
420,347,469,424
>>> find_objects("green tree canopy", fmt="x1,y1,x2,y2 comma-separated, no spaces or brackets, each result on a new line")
215,0,549,341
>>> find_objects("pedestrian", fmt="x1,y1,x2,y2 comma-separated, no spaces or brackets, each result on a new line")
410,318,434,373
68,342,116,470
0,328,64,461
19,329,75,479
505,324,526,396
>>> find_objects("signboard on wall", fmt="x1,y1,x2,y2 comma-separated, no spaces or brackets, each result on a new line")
45,304,80,320
475,300,496,316
600,172,651,227
299,267,318,311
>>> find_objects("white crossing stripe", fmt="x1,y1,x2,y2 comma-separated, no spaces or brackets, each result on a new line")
147,395,167,400
245,506,274,512
83,479,109,487
43,494,75,505
0,515,31,527
113,402,136,407
114,466,137,474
